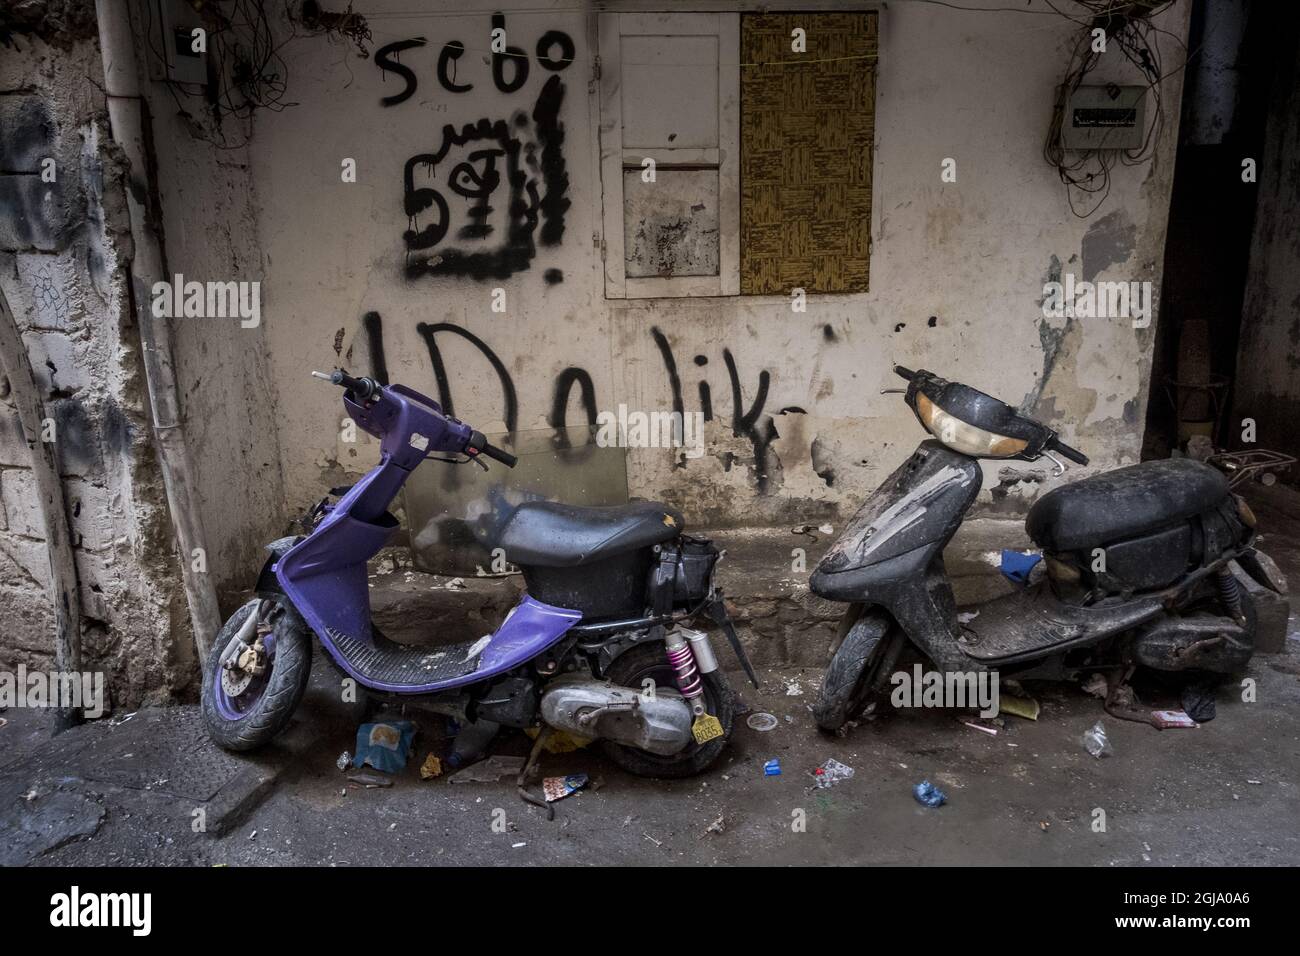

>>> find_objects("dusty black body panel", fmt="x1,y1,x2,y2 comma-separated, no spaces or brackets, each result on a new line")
255,536,304,598
810,443,982,670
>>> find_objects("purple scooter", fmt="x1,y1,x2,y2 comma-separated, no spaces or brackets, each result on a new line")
201,370,757,790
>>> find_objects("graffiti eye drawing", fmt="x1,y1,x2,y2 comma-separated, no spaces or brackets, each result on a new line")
402,75,569,282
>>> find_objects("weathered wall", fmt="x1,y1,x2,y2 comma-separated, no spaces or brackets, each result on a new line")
0,0,1195,705
128,4,289,612
0,23,192,706
236,0,1188,540
1235,14,1300,463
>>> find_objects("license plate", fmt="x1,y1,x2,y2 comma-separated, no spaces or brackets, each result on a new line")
692,713,724,745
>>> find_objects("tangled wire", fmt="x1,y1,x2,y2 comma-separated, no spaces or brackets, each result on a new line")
1041,0,1184,217
145,1,370,148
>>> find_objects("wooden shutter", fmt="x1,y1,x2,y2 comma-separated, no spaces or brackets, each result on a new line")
740,12,878,295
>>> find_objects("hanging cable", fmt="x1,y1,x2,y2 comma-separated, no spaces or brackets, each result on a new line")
1041,1,1185,217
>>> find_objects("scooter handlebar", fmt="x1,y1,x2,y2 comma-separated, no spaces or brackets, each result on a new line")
1049,435,1089,466
465,430,518,468
312,369,380,400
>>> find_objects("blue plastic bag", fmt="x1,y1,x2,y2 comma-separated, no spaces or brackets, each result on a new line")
999,549,1042,585
913,780,947,808
352,720,416,773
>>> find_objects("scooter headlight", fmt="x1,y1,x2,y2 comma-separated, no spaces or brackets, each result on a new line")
916,393,1029,458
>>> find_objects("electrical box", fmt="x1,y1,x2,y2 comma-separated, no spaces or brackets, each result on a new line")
1062,85,1147,150
148,0,208,86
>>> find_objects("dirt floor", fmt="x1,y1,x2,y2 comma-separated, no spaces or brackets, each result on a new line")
3,482,1298,867
4,642,1299,867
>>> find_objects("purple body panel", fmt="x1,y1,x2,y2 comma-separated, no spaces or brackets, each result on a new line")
274,382,581,693
478,597,584,672
276,462,403,646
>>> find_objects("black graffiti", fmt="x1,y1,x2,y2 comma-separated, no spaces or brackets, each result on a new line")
416,321,518,434
651,327,779,493
549,367,598,454
374,38,426,106
403,75,567,280
694,355,713,420
722,349,780,494
437,41,472,93
650,328,685,422
403,118,528,266
374,18,571,104
491,13,529,93
359,318,780,493
532,73,569,247
363,311,389,385
536,30,575,71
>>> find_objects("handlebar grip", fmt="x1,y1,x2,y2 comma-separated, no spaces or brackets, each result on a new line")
894,365,917,381
335,371,366,392
482,443,518,468
1050,437,1089,466
315,369,380,400
466,430,518,468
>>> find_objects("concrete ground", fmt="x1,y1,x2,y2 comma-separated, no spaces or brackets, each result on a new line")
3,488,1299,867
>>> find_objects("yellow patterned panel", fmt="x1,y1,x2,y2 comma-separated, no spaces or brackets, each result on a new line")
741,12,878,294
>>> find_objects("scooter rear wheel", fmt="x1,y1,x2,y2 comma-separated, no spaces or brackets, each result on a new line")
599,642,735,779
201,599,312,752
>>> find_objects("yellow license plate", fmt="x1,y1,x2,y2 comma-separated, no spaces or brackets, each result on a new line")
692,713,724,745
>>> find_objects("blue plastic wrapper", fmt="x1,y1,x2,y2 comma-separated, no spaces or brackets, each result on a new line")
763,759,782,776
913,780,947,807
352,720,416,773
999,549,1042,585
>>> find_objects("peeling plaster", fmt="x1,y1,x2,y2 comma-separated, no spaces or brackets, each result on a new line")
1081,209,1138,282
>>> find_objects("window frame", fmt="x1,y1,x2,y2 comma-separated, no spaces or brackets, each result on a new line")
597,12,741,299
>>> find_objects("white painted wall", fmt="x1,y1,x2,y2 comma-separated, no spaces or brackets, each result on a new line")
230,0,1189,544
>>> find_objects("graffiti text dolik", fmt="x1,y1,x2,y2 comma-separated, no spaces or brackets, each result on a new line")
362,316,780,492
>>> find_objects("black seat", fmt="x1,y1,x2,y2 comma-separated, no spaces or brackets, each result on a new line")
500,500,684,568
1026,459,1229,552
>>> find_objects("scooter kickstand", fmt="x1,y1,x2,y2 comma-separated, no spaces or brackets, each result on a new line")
517,727,555,820
706,595,761,689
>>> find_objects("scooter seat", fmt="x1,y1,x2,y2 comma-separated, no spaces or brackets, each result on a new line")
1026,458,1229,552
500,500,684,568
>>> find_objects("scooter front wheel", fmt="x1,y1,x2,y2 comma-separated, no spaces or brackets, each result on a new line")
813,606,897,734
201,599,312,752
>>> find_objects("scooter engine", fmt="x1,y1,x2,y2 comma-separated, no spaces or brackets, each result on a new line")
540,676,694,755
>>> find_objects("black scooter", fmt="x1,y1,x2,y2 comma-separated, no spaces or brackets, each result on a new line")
809,366,1282,733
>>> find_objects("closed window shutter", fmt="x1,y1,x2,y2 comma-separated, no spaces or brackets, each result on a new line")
741,12,878,295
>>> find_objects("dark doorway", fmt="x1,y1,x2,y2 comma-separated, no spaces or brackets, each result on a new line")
1143,0,1294,462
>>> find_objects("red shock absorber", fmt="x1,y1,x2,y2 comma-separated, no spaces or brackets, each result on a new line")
664,630,705,715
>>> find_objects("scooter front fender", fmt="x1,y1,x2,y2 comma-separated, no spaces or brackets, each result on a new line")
255,536,303,597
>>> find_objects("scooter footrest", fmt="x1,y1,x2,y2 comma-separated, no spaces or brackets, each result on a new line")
326,626,484,687
958,585,1164,664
